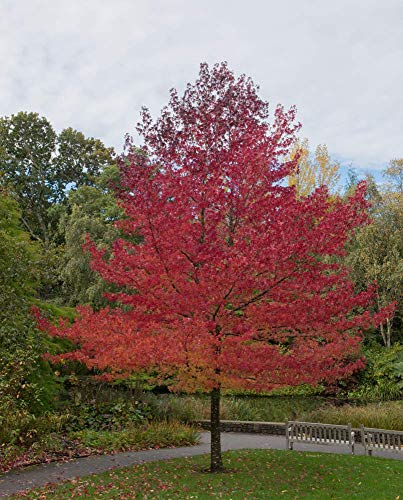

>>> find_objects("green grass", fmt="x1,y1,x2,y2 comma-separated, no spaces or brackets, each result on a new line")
13,449,403,499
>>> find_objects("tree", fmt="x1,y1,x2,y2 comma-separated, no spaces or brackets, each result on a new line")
385,158,403,194
288,139,340,196
58,167,124,308
0,192,39,341
0,112,115,300
0,112,115,248
347,163,402,347
0,191,42,410
37,63,390,472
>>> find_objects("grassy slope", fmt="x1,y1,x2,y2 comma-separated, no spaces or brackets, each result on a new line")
14,449,403,499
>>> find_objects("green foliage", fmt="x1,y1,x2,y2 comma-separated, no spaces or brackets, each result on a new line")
0,112,114,247
219,396,326,422
70,422,198,453
348,343,403,401
0,406,66,448
0,349,48,416
0,193,45,411
226,383,325,397
64,399,152,432
306,401,403,431
0,193,68,413
0,194,39,306
144,394,207,423
0,112,116,302
32,299,77,322
346,165,402,346
0,326,64,414
58,183,123,307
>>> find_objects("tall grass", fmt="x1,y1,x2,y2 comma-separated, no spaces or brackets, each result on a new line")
143,393,326,423
304,401,403,431
143,394,403,431
70,421,199,452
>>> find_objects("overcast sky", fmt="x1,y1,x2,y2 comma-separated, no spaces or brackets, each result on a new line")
1,0,402,176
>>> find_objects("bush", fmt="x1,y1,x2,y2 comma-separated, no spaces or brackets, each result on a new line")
0,403,67,448
64,399,153,432
348,343,403,401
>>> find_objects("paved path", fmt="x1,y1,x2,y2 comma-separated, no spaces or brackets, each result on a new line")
1,432,402,497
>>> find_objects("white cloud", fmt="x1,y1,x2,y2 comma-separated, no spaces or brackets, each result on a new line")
1,0,402,169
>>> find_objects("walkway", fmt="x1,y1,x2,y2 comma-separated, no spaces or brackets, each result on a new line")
1,432,402,497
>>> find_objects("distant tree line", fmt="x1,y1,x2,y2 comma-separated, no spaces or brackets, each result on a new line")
0,111,401,416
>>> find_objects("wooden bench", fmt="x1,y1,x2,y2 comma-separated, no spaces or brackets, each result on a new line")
286,421,355,454
360,425,403,456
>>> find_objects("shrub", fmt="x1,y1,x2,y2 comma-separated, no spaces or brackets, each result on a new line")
0,403,67,448
348,343,403,401
63,399,152,432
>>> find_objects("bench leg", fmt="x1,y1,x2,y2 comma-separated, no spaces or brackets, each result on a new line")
368,449,373,457
351,444,355,455
289,442,293,451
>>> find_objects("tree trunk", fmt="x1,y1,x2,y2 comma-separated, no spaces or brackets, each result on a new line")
377,294,389,348
380,322,387,347
386,317,391,349
210,387,223,472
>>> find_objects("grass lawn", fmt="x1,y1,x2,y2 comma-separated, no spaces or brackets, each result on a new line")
13,449,403,499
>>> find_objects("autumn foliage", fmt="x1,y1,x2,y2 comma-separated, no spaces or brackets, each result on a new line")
36,63,391,394
34,62,394,470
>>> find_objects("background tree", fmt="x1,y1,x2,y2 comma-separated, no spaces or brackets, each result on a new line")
346,162,402,347
58,166,123,308
0,112,115,300
287,138,340,196
385,158,403,194
0,191,43,411
0,192,39,331
0,112,114,247
38,63,389,472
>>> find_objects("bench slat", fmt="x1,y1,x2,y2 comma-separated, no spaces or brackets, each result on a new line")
360,425,403,456
286,421,355,454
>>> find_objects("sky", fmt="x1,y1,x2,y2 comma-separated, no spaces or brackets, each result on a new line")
1,0,402,181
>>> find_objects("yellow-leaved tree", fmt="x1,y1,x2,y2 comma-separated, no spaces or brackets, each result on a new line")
288,139,340,196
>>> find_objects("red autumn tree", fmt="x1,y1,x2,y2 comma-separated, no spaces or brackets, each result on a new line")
38,63,390,472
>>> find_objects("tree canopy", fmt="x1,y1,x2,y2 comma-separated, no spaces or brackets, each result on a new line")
0,112,114,248
37,63,391,471
58,169,123,308
287,139,340,196
347,162,402,347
